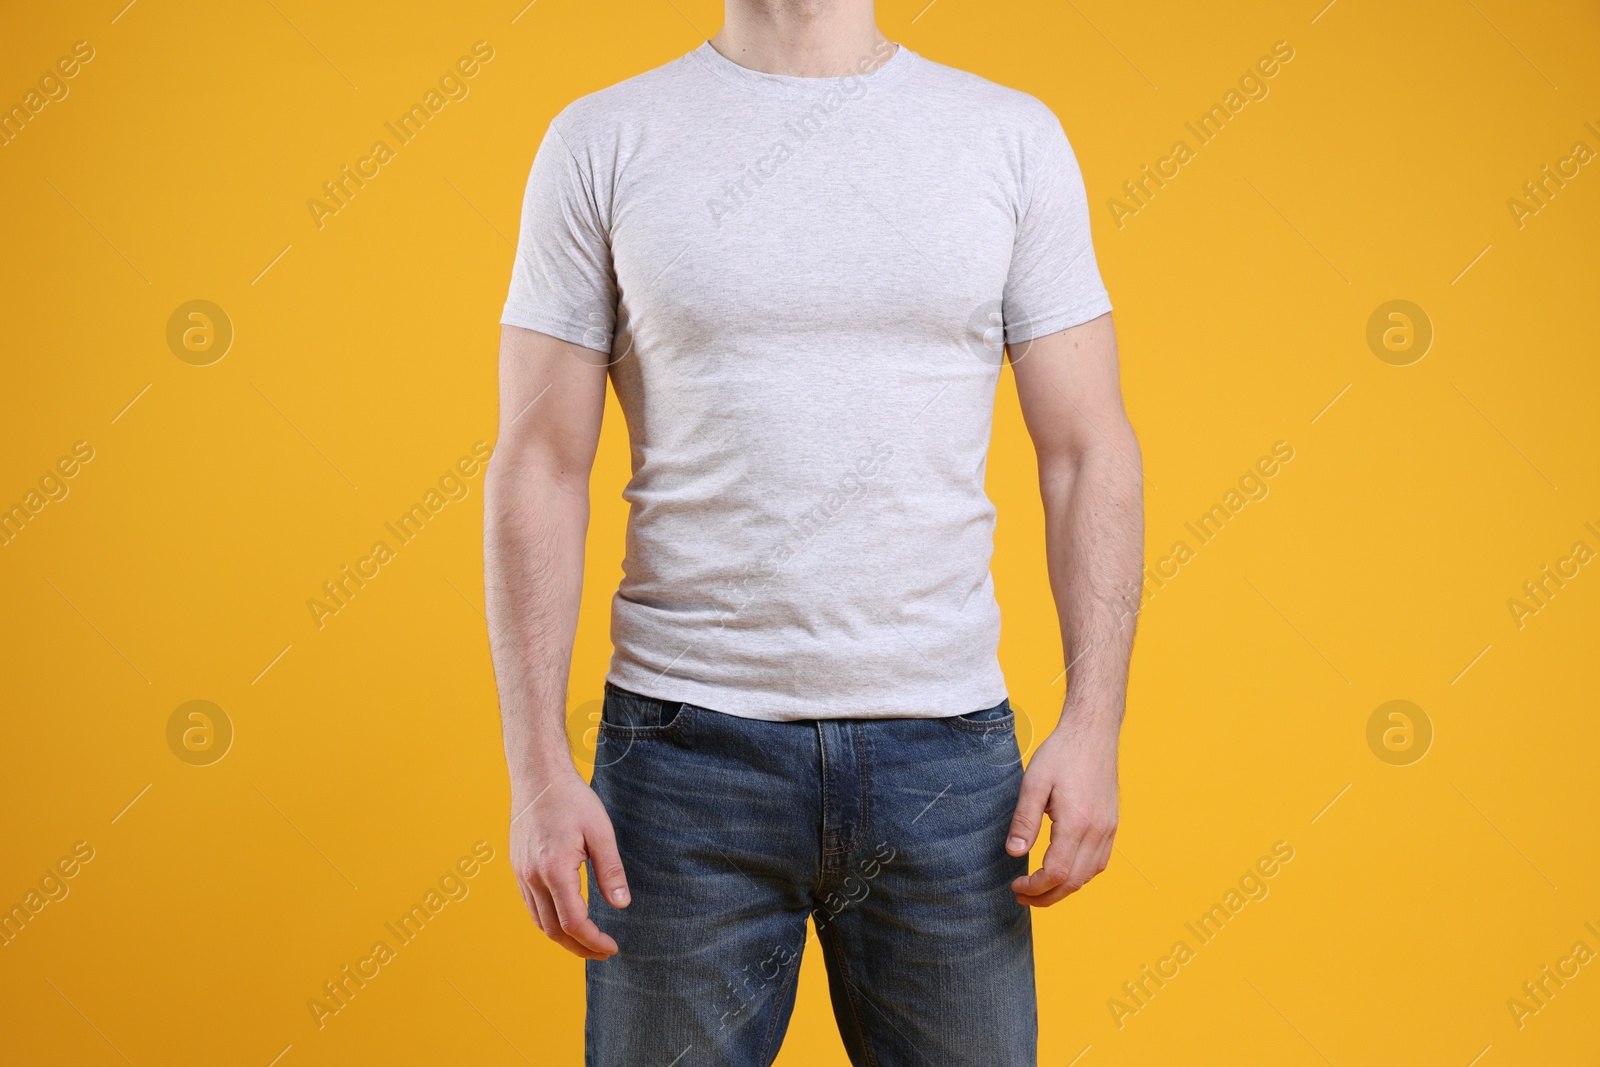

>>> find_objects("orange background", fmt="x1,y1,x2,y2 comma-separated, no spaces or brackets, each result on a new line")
2,1,1597,1064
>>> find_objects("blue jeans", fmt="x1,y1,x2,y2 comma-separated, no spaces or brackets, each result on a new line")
586,683,1036,1066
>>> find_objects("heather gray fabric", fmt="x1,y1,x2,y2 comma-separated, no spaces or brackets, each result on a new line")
501,41,1112,721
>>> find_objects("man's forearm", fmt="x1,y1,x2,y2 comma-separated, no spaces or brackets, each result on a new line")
1041,434,1144,736
484,454,590,797
1006,411,1143,903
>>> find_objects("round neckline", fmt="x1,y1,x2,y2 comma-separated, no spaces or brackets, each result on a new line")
689,39,916,96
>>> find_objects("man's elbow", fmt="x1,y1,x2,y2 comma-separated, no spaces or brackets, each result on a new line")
1039,414,1141,485
484,439,592,507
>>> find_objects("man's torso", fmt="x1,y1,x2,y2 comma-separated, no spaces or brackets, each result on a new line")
504,42,1110,720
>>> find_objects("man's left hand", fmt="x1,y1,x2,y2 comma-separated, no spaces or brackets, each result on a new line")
1005,721,1120,907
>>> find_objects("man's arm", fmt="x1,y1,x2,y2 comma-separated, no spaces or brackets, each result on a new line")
1003,311,1144,907
485,323,627,959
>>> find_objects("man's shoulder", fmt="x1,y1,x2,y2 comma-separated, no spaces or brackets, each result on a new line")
550,51,697,138
909,53,1068,137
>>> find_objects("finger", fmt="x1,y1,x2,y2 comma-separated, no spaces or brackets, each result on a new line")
1006,775,1051,856
1010,823,1080,897
1011,883,1075,908
517,877,543,931
531,882,608,960
548,862,620,957
529,882,571,948
529,883,578,952
1019,821,1115,907
586,822,631,909
1090,826,1117,879
1063,822,1113,894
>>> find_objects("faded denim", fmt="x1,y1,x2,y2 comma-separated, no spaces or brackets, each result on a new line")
586,683,1036,1066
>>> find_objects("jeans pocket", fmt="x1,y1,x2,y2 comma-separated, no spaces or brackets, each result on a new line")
946,698,1015,735
599,683,694,739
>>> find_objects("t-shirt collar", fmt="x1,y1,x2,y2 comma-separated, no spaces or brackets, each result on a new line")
688,38,916,96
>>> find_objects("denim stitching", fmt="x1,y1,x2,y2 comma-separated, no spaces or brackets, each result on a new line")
821,920,881,1067
823,723,868,858
818,723,841,864
755,934,805,1066
597,700,693,740
946,705,1015,735
832,720,870,856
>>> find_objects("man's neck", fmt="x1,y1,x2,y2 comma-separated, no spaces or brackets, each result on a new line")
711,0,894,78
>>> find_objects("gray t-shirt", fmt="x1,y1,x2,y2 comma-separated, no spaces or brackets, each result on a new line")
502,41,1112,721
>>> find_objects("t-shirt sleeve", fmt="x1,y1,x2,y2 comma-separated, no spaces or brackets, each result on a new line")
1001,113,1113,345
500,117,617,353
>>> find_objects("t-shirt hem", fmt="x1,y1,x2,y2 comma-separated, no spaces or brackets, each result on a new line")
1005,293,1113,345
604,664,1009,723
499,306,611,353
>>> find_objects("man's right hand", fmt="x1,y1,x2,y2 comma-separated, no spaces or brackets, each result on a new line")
511,769,630,961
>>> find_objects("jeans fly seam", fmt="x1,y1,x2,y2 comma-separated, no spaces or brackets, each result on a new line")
823,723,867,859
831,720,870,857
817,722,840,878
